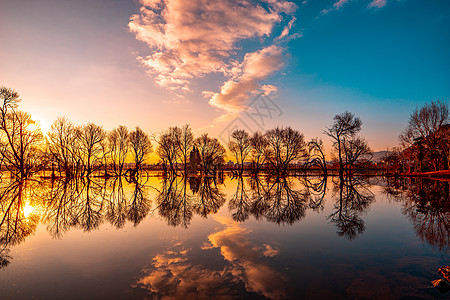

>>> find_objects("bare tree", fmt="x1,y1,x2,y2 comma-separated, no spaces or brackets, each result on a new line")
265,126,306,176
249,131,268,175
47,117,77,177
129,127,152,175
307,138,327,176
156,127,181,175
77,123,106,177
399,100,449,171
325,111,362,177
0,111,44,178
228,129,251,176
108,125,129,176
194,133,226,175
177,124,194,175
342,136,372,174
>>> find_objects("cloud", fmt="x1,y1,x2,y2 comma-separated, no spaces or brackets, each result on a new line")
129,0,298,119
132,216,287,299
321,0,351,15
207,45,285,118
367,0,387,8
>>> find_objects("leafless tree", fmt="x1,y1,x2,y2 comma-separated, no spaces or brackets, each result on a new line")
177,125,194,175
47,117,78,177
156,127,181,175
306,138,327,176
0,111,44,178
76,123,106,177
399,100,449,171
0,87,45,178
342,136,372,174
325,111,362,177
228,129,251,176
265,126,306,176
249,131,268,175
108,125,129,176
129,126,152,175
194,133,226,175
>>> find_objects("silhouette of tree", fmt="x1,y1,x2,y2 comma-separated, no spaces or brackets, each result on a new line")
108,125,129,176
47,117,78,177
265,126,306,176
249,131,268,175
129,127,152,175
194,134,226,176
178,125,194,175
228,129,251,176
0,110,44,178
306,138,327,176
342,136,372,174
399,100,449,171
325,111,362,178
156,127,181,175
76,123,106,177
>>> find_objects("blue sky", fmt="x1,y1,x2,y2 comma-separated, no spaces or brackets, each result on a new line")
0,0,449,152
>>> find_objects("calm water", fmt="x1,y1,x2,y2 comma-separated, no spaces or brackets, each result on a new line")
0,174,448,299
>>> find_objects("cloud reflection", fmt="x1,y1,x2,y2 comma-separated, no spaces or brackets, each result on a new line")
133,216,287,299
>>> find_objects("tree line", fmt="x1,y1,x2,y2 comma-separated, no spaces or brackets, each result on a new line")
1,86,377,179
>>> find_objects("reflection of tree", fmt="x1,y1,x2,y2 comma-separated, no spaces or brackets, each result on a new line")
328,177,374,240
299,176,327,212
157,177,225,228
127,178,151,226
104,177,128,228
194,177,226,217
241,177,309,225
228,177,251,222
400,178,450,251
0,180,41,269
157,177,194,228
42,178,83,238
73,179,104,231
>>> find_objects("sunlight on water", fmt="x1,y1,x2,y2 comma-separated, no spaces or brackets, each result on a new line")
0,174,448,299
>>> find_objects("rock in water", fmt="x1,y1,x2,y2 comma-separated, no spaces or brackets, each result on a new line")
439,266,450,282
432,279,450,293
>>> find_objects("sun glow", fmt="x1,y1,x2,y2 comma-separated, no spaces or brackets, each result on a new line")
23,202,35,218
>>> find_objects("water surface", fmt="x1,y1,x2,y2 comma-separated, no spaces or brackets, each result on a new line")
0,175,448,299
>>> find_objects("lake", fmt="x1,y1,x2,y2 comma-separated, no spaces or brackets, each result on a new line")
0,174,448,299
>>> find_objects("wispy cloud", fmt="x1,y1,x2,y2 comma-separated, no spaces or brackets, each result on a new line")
129,0,298,119
321,0,351,15
367,0,387,9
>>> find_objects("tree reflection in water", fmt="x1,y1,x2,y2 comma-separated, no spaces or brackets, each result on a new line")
156,176,225,227
0,179,42,269
386,177,450,251
328,177,375,240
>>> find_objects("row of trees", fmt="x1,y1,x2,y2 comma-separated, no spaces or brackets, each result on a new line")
1,86,374,179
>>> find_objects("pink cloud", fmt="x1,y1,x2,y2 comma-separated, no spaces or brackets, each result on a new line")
368,0,387,8
129,0,298,121
321,0,351,14
207,45,284,118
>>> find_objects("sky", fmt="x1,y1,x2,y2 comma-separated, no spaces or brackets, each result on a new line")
1,0,449,153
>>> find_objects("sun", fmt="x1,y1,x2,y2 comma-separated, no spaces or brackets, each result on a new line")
23,202,35,218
